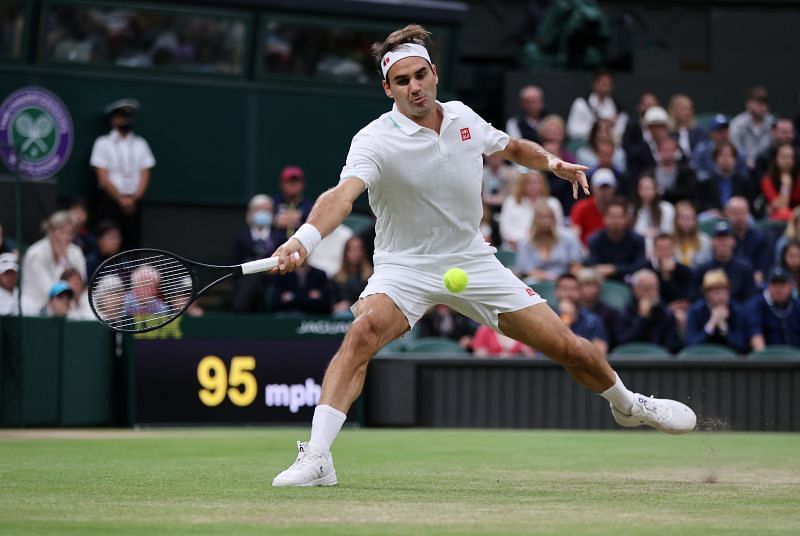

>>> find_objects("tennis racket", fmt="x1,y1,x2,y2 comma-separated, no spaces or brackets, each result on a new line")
88,248,298,333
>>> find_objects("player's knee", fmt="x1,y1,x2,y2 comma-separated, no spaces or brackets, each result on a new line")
346,314,384,357
559,334,593,369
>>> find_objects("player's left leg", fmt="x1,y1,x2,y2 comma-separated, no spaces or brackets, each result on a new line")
498,304,696,434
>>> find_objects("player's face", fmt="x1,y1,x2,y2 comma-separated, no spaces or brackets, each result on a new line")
383,57,438,119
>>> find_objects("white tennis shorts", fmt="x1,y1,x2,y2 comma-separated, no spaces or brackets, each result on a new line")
356,253,546,331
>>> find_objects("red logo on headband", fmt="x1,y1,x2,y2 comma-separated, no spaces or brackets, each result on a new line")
460,127,471,141
383,56,391,66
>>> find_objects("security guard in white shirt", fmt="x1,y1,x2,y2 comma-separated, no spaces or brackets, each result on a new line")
90,98,155,248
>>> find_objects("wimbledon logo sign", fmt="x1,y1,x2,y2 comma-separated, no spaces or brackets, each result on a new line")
0,86,73,180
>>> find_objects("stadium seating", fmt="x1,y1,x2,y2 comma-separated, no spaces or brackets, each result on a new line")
529,280,557,305
748,345,800,361
609,342,671,360
676,343,738,360
376,338,408,356
494,249,516,268
342,213,374,234
406,337,467,354
599,280,632,312
698,216,725,236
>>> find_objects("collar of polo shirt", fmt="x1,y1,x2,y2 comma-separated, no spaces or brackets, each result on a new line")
388,102,459,135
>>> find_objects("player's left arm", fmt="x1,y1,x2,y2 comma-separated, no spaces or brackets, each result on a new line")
493,138,590,199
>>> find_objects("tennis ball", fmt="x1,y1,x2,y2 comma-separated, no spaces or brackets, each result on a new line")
443,268,468,293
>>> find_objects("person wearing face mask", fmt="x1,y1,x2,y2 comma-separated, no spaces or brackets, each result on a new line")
90,98,156,249
233,194,278,313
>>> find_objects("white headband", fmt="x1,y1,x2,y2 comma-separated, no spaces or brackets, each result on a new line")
381,43,431,79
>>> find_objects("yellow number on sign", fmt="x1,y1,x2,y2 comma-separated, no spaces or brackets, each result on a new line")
197,355,227,406
227,356,257,407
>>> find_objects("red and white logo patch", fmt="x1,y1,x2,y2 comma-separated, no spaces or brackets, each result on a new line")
383,56,391,66
460,127,471,141
526,288,536,297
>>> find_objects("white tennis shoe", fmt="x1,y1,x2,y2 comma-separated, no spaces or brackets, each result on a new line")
610,394,696,434
272,441,337,487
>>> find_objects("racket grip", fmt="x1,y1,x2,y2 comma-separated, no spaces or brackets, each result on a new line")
241,252,300,275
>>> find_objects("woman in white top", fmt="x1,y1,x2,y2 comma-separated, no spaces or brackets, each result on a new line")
632,174,675,254
499,169,564,250
575,119,627,173
513,201,584,283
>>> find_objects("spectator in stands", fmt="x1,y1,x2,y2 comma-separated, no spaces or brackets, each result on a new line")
21,211,86,315
271,263,331,315
632,233,692,315
651,137,696,205
761,143,800,221
471,324,534,358
691,114,749,182
331,236,372,316
554,272,607,353
499,170,563,250
730,86,775,170
632,174,675,253
272,165,313,245
0,222,16,255
67,198,98,277
505,85,546,142
90,98,155,249
616,268,681,353
747,267,800,351
566,69,627,142
233,194,277,313
673,201,712,268
570,168,617,246
418,305,478,351
587,198,646,282
774,207,800,265
668,94,705,157
538,114,578,213
778,240,800,292
41,281,73,318
513,201,583,283
622,91,660,153
588,137,629,195
60,267,94,320
696,143,756,216
125,265,167,316
725,196,772,284
692,220,756,304
626,106,673,182
88,221,123,278
754,118,797,181
576,119,627,173
0,253,19,316
685,269,750,354
482,153,517,213
576,267,620,350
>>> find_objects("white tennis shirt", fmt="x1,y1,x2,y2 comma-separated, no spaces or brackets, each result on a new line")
340,100,509,268
90,130,156,195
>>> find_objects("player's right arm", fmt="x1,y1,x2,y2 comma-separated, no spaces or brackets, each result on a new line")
271,177,366,273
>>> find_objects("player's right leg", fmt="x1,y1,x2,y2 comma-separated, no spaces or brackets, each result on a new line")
272,293,409,487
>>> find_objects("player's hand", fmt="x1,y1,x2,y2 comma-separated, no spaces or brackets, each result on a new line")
271,239,307,274
549,158,590,199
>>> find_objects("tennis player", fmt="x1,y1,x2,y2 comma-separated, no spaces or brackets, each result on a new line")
271,25,696,487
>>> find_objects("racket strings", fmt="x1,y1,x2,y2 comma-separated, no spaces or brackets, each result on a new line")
90,251,194,331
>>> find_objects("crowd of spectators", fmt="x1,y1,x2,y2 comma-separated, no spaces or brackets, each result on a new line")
3,77,800,357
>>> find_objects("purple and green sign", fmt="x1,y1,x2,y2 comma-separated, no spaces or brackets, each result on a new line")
0,86,73,180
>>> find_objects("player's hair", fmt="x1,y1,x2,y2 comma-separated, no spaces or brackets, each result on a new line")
371,24,432,78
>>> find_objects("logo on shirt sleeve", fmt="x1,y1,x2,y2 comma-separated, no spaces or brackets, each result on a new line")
460,127,471,141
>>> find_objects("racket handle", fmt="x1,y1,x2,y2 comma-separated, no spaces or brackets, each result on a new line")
240,252,300,275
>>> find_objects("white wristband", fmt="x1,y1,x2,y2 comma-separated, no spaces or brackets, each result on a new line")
290,223,322,255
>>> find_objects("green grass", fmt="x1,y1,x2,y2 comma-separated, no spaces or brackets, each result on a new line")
0,429,799,535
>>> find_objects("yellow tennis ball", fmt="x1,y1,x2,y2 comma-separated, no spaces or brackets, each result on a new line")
443,268,468,293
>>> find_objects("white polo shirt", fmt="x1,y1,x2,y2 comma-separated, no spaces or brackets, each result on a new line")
340,100,509,269
90,130,156,195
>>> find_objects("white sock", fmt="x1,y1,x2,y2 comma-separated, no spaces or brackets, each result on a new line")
600,373,635,414
308,404,347,454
